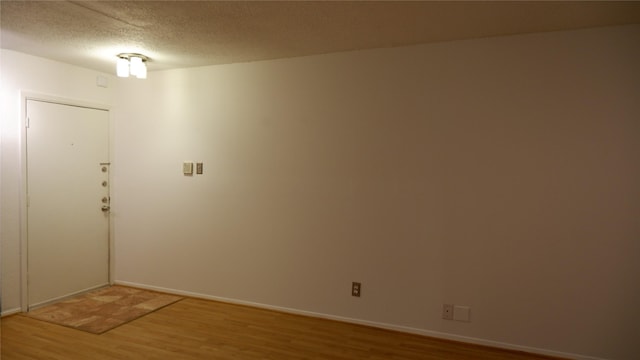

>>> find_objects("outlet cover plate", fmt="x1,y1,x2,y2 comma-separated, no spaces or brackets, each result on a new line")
443,304,454,320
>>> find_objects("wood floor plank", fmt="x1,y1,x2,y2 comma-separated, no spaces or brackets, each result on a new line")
1,297,565,360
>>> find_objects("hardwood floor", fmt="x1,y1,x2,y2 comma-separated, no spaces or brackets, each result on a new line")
2,296,564,360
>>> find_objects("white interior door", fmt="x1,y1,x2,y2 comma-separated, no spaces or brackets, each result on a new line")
26,99,110,308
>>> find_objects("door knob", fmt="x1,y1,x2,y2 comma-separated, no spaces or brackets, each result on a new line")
101,205,110,212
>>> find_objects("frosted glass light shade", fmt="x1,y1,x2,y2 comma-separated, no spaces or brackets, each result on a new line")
136,62,147,79
130,56,143,76
116,57,129,77
116,53,149,79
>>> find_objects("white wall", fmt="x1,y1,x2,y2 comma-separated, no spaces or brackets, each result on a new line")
112,25,640,360
2,24,639,360
0,50,116,312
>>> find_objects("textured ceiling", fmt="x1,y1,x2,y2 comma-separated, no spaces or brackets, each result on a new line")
1,1,640,74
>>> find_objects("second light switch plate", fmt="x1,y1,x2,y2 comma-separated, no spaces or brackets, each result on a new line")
183,162,193,175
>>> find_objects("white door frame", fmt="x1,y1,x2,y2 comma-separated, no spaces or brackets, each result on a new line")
19,92,114,312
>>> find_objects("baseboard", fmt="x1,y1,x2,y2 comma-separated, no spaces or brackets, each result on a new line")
1,308,22,317
114,280,604,360
28,283,110,310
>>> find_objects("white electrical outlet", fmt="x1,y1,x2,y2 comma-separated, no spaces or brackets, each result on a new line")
442,304,454,320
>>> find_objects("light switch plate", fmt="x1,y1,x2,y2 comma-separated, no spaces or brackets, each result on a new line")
183,162,193,175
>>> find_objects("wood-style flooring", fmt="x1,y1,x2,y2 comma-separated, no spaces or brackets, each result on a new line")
1,296,565,360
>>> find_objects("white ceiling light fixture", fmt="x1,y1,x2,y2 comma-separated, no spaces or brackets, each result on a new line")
116,53,149,79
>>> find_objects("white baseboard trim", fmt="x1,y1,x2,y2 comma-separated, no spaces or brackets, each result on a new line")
114,281,604,360
1,308,22,317
28,283,110,310
2,284,112,317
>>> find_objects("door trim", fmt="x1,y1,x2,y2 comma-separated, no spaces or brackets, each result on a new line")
19,92,113,312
